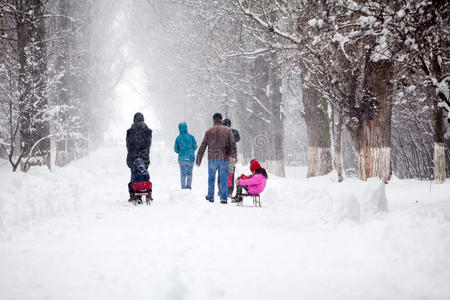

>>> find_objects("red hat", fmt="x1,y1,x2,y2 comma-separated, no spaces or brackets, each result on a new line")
250,159,262,172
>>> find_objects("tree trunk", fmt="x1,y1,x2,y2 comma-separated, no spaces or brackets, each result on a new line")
347,56,393,183
251,55,271,164
16,3,31,171
16,0,50,172
235,90,253,165
33,0,51,170
302,87,333,177
267,54,285,177
430,53,448,183
333,108,344,182
55,0,72,167
433,102,447,183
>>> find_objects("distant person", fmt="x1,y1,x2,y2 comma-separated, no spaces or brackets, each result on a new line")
232,159,268,203
221,118,240,197
174,122,197,189
223,119,240,144
126,112,152,202
196,113,237,204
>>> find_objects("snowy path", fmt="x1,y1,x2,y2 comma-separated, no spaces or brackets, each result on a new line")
1,146,450,300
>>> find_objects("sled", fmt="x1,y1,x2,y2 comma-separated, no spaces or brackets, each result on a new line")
131,181,153,206
134,191,153,205
236,194,261,207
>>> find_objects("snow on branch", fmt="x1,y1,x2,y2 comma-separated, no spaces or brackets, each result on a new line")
236,0,310,51
21,134,55,168
215,73,273,115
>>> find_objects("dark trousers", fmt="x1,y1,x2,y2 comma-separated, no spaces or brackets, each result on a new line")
129,168,136,195
229,165,236,196
235,176,248,198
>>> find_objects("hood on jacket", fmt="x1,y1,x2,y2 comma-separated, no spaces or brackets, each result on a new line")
133,112,144,123
178,122,188,134
223,119,231,127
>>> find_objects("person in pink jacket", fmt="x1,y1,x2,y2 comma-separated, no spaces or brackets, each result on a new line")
231,159,268,203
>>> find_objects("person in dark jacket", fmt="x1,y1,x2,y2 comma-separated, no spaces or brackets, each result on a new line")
221,118,240,197
196,113,237,204
174,122,197,189
223,119,240,143
126,112,152,201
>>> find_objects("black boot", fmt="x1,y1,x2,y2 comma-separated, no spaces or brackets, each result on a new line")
231,183,244,203
231,196,243,203
128,182,135,202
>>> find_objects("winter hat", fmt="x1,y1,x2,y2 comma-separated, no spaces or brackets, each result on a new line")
250,159,262,172
223,119,231,127
133,112,144,123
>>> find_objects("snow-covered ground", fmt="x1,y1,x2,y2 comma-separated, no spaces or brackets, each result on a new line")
0,145,449,300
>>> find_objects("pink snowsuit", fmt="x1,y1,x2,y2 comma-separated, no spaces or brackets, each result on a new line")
238,173,266,195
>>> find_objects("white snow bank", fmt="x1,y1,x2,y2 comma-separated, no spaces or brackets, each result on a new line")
245,168,388,224
0,149,130,238
352,177,388,219
0,165,90,237
1,147,450,299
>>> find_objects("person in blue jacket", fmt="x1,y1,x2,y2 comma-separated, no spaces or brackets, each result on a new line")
174,122,197,189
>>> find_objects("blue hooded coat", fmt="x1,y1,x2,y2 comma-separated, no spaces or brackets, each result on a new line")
174,122,197,162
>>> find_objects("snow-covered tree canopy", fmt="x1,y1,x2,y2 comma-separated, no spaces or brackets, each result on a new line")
0,0,449,181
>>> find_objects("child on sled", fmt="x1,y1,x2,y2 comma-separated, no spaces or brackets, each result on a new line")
231,159,268,203
128,158,152,204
